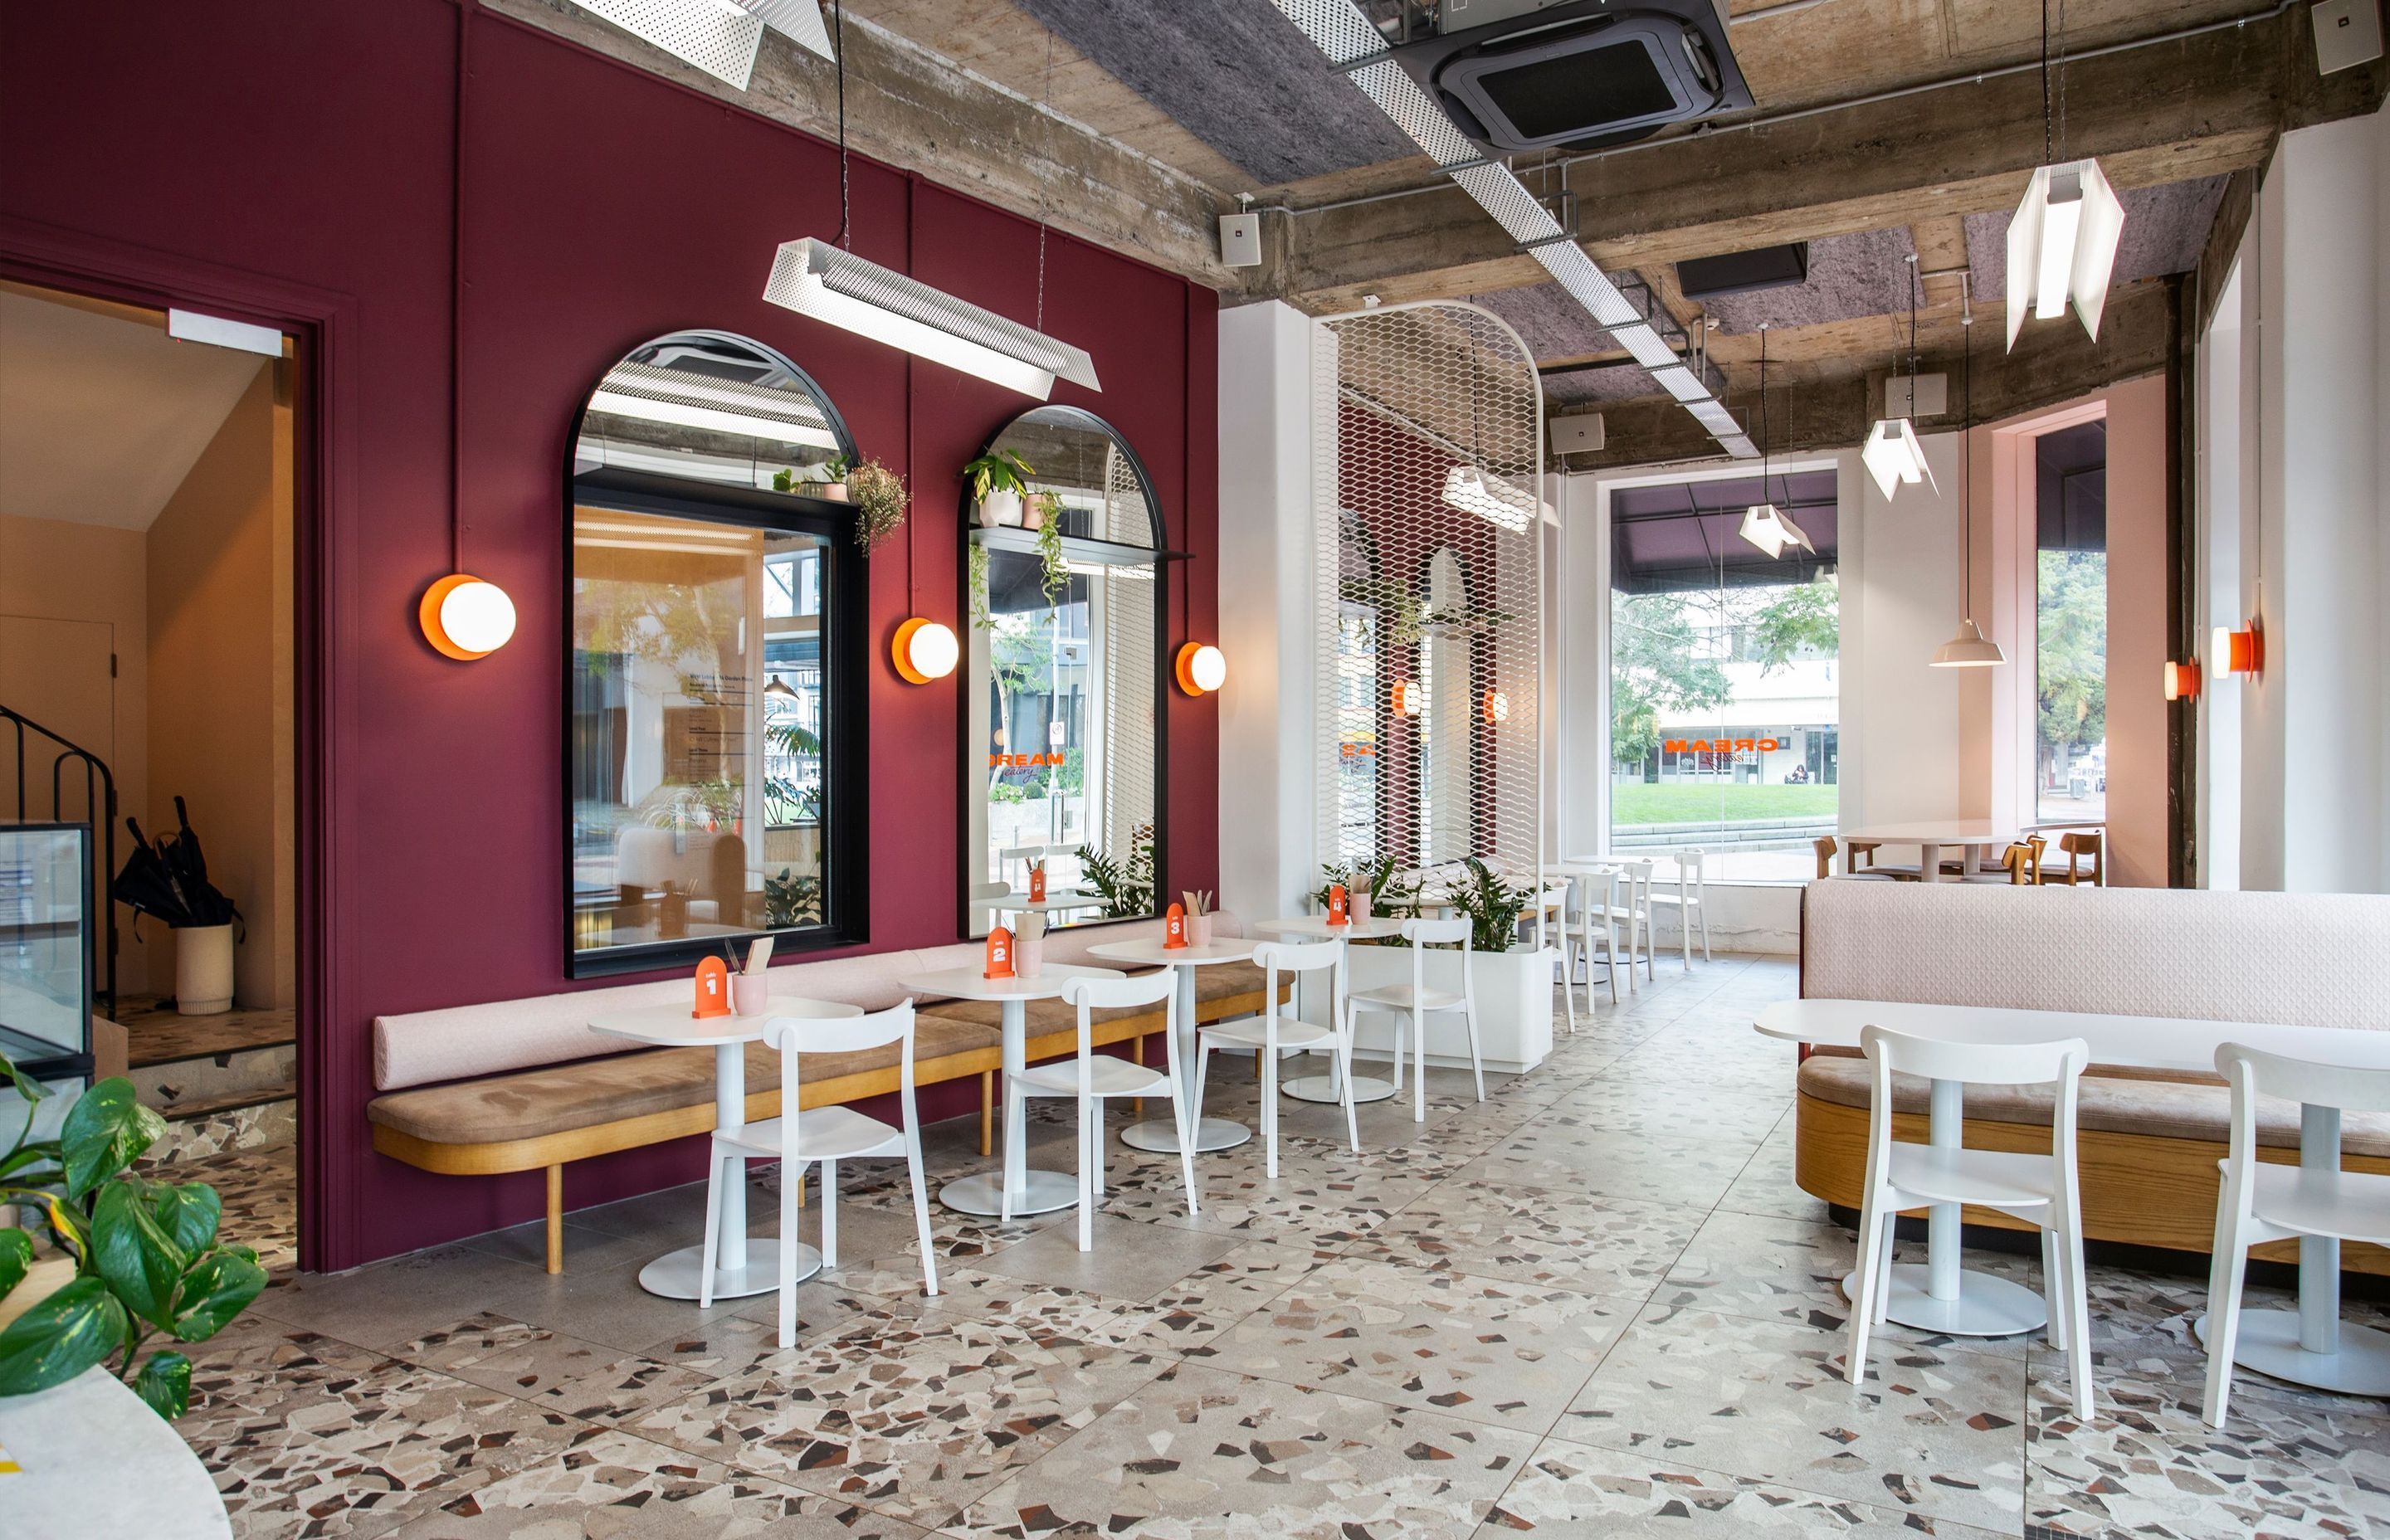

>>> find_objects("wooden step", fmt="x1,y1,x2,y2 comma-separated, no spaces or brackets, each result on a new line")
113,995,295,1070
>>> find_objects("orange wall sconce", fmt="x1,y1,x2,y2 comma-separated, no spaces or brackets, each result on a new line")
1390,680,1419,718
1480,689,1510,725
891,617,959,684
1174,641,1226,696
2211,620,2263,679
2161,659,2202,701
419,573,517,660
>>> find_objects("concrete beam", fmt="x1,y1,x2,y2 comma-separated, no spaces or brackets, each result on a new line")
1285,11,2383,314
489,0,1240,289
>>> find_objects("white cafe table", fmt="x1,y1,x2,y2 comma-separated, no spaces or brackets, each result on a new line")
898,962,1123,1216
989,891,1102,916
1758,997,2390,1391
1251,914,1409,1104
590,997,862,1301
1085,937,1259,1151
1838,820,2019,882
0,1366,232,1540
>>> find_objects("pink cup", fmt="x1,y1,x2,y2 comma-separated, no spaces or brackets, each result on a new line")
732,973,768,1016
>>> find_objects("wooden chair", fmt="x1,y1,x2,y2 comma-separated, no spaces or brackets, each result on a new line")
2040,831,2104,886
1815,836,1901,881
1960,843,2036,885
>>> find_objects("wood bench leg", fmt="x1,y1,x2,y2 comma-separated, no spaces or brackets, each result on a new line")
980,1070,995,1157
545,1165,563,1274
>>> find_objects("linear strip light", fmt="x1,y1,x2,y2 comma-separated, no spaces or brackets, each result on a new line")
763,237,1100,400
586,387,840,448
1269,0,1754,460
2005,159,2126,350
1441,465,1540,532
565,0,832,91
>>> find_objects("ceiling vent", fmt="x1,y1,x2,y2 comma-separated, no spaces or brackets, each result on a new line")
1383,0,1751,154
1677,242,1809,302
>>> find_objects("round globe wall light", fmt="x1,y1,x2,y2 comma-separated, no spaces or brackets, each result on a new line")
1480,689,1510,725
2211,621,2263,678
2162,659,2202,701
419,574,518,660
1174,641,1226,696
1391,680,1420,718
891,617,959,684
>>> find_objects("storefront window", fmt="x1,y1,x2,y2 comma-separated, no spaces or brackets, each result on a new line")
2034,421,2107,824
1608,469,1840,882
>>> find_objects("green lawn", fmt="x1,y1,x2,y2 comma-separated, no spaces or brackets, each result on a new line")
1612,782,1838,825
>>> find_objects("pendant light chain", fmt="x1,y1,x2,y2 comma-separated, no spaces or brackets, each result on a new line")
831,0,851,249
1036,25,1054,333
451,0,474,574
2041,0,2052,168
1960,290,1973,616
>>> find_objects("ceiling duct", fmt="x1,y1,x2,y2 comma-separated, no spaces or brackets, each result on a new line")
1271,0,1754,458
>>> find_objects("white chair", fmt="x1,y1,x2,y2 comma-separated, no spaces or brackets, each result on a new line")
1349,916,1484,1122
700,1001,939,1346
998,843,1047,890
1533,880,1579,1033
1846,1025,2095,1416
1194,938,1358,1174
1600,860,1656,988
1006,970,1199,1250
2201,1044,2390,1427
1644,848,1712,968
1573,867,1624,1007
968,880,1012,933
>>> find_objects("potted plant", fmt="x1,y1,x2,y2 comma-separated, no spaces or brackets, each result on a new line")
964,449,1035,528
845,457,907,552
0,1052,268,1419
771,455,851,500
1035,498,1069,602
1334,855,1555,1075
968,541,995,632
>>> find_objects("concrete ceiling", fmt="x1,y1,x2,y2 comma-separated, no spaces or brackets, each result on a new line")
0,285,266,532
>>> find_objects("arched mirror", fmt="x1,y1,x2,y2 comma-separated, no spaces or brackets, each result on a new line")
1417,548,1474,865
565,330,867,975
963,406,1164,937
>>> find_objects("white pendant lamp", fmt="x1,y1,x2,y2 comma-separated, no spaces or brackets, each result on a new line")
1864,256,1939,501
2006,4,2124,350
1441,465,1539,532
566,0,833,91
1739,327,1815,561
1931,300,2007,669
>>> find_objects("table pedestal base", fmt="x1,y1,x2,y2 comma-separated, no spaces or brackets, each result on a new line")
1840,1263,2047,1338
940,1168,1078,1218
637,1241,820,1301
1121,1116,1251,1153
2193,1310,2390,1395
1282,1071,1397,1104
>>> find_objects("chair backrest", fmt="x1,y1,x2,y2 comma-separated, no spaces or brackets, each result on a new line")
2000,844,2032,885
765,1001,919,1157
1403,915,1471,948
1677,849,1705,890
2217,1041,2390,1118
1253,938,1343,977
1061,969,1176,1086
1860,1024,2089,1194
1533,883,1571,948
1814,836,1837,879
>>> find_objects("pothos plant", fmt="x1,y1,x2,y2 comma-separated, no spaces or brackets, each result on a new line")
968,540,995,632
0,1051,266,1419
1033,497,1069,602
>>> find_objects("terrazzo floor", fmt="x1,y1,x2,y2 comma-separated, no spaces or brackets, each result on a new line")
178,955,2390,1538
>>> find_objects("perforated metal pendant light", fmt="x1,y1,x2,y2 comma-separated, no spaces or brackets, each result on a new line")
567,0,834,90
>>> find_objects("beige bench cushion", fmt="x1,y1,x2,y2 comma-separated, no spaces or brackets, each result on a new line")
1796,1054,2390,1158
367,1013,998,1147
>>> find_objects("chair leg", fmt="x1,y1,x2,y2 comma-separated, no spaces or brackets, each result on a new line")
698,1148,728,1310
2041,1227,2068,1352
2202,1211,2250,1427
778,1157,799,1348
906,1136,939,1298
819,1160,839,1269
1337,1036,1361,1153
1090,1099,1105,1199
1173,1090,1201,1218
1604,919,1620,1006
1698,904,1711,962
1846,1184,1889,1383
1462,997,1485,1104
1193,1038,1214,1123
1261,1036,1280,1180
1076,1092,1095,1252
2062,1213,2095,1420
1411,1007,1427,1124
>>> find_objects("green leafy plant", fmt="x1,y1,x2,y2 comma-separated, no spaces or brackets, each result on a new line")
1312,855,1417,917
1076,824,1155,919
1446,856,1530,954
771,455,851,495
963,449,1035,504
1034,498,1069,602
1339,578,1424,650
763,868,822,929
968,541,995,632
988,782,1026,804
0,1052,266,1420
846,458,908,551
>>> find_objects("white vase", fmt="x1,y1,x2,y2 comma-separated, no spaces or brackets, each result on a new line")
979,489,1022,528
174,922,235,1015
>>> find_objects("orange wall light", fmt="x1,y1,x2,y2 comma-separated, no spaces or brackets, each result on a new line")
1391,680,1419,718
891,617,959,684
1174,641,1226,696
1480,689,1510,724
419,573,517,660
2162,659,2202,701
2211,621,2263,678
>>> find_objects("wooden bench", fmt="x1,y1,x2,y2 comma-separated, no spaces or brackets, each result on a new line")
368,939,1279,1272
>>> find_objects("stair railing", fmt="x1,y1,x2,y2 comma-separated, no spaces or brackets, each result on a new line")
3,704,118,1013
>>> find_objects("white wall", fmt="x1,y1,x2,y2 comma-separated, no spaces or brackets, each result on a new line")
1215,300,1318,922
1841,433,1968,827
2195,266,2242,889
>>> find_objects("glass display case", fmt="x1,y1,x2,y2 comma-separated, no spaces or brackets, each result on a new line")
0,824,96,1080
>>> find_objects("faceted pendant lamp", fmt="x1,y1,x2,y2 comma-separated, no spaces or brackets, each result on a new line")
567,0,833,91
1738,327,1814,561
763,238,1100,401
1861,416,1935,500
2005,160,2125,351
1441,465,1539,532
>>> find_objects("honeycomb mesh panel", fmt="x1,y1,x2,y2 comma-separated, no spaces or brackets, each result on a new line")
1314,303,1543,891
568,0,765,90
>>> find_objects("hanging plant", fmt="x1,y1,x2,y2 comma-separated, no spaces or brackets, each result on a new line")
845,458,907,552
1035,498,1069,603
968,540,995,632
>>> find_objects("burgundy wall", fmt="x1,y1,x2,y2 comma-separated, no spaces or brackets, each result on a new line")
0,0,1220,1270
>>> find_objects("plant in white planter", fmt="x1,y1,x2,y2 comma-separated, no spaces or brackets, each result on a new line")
964,449,1035,528
1324,857,1554,1074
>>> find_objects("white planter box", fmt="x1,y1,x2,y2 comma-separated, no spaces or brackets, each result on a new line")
1341,943,1555,1075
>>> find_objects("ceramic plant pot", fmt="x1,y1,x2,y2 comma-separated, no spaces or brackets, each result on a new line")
174,922,235,1015
978,489,1022,528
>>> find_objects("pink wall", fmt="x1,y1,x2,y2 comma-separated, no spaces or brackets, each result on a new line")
0,0,1221,1268
2103,374,2170,887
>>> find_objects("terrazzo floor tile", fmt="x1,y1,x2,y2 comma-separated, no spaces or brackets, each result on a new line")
386,1425,935,1538
618,1310,1166,1528
913,1264,1228,1358
2022,1357,2390,1538
1715,1113,1832,1224
1478,1435,2015,1538
968,1209,1246,1299
1193,1253,1634,1432
1451,1123,1758,1208
178,1142,300,1272
1138,1238,1341,1330
1094,1138,1442,1248
944,1361,1538,1539
1558,1303,2030,1535
1347,1176,1700,1299
250,1243,553,1351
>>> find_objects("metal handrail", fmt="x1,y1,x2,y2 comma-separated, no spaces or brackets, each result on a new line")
3,704,117,1013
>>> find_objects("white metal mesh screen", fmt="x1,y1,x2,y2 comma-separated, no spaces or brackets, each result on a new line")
568,0,767,89
1314,303,1543,889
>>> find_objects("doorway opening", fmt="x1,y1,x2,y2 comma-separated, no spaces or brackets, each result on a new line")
0,276,300,1270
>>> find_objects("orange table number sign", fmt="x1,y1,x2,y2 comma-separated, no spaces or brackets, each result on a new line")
1327,884,1349,926
1028,861,1046,903
1163,902,1189,949
984,925,1017,980
693,956,733,1018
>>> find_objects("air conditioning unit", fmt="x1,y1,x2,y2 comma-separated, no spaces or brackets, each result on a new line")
1383,0,1752,155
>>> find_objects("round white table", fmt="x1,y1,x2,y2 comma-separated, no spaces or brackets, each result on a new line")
1251,914,1409,1104
1838,820,2020,882
0,1366,232,1539
1085,937,1259,1150
989,891,1103,917
590,997,861,1301
899,962,1122,1216
1758,997,2390,1388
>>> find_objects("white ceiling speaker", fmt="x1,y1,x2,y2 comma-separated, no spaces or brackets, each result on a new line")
1549,411,1606,454
566,0,832,91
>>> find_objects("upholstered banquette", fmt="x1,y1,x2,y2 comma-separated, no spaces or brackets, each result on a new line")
1796,881,2390,1274
368,915,1275,1271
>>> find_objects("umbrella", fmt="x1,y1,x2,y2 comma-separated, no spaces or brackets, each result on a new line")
116,804,241,931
